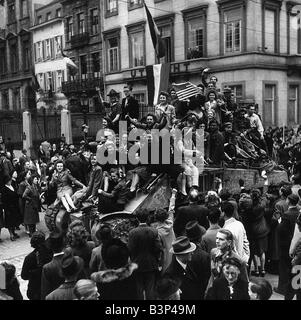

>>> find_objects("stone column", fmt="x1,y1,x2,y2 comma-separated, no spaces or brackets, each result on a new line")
23,111,33,157
61,109,73,144
8,88,13,110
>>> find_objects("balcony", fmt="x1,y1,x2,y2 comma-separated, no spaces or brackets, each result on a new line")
70,32,90,48
62,76,103,95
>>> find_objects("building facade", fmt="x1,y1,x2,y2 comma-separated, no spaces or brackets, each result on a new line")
0,0,53,112
31,0,68,113
60,0,103,114
102,0,301,127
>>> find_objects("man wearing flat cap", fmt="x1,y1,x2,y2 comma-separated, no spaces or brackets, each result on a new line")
276,193,300,297
164,236,209,300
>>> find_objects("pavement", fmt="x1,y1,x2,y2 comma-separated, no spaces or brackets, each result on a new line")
0,211,287,301
0,211,49,300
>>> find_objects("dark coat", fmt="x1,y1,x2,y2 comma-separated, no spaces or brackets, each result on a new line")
164,248,210,300
21,247,53,300
277,206,300,253
23,184,40,225
121,96,140,120
208,130,224,165
128,223,163,273
206,277,250,300
242,202,269,240
1,185,22,228
46,281,77,300
174,204,209,237
0,157,13,188
85,165,103,198
3,278,23,300
65,154,87,185
92,263,139,300
40,254,65,300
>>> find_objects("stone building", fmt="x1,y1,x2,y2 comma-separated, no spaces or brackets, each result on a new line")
60,0,103,115
31,0,68,113
0,0,53,112
102,0,301,127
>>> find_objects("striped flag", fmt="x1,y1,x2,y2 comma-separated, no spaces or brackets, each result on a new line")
144,3,165,59
31,69,41,92
172,82,201,101
146,63,170,106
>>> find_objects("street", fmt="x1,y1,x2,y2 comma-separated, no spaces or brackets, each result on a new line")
0,212,285,300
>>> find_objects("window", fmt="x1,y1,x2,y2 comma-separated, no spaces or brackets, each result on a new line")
36,41,43,61
10,43,18,73
227,84,243,102
78,13,85,34
288,85,299,125
263,84,277,126
12,88,20,111
21,0,28,18
133,92,146,104
66,17,73,41
106,36,119,72
224,8,242,54
264,9,276,53
91,9,99,35
38,73,44,90
46,72,53,91
56,8,62,18
37,15,42,24
57,70,63,90
186,17,205,59
8,4,16,24
46,12,51,21
158,25,172,63
54,36,63,57
128,0,143,10
80,55,87,80
106,0,118,16
23,40,30,71
2,90,9,110
129,30,144,67
45,39,51,59
0,47,6,74
92,52,101,78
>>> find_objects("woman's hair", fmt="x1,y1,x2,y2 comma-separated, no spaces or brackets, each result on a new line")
95,224,113,243
154,208,169,223
67,224,89,248
3,175,12,185
55,160,65,170
217,229,234,250
249,278,273,300
27,174,39,185
74,279,97,300
101,238,130,269
206,90,218,101
30,231,46,249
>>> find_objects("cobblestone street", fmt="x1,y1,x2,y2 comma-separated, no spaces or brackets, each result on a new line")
0,212,49,300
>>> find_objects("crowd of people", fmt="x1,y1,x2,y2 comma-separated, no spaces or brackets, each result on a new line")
0,71,301,300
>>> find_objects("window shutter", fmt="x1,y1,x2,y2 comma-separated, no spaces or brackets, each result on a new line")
43,73,47,90
50,38,54,59
52,71,56,92
42,41,46,61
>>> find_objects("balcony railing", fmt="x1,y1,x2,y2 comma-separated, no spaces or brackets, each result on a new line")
70,32,90,48
62,76,103,95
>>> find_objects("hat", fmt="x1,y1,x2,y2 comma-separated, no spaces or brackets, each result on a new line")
102,238,130,269
156,276,181,299
61,248,84,277
288,193,299,205
170,236,196,255
185,221,206,242
107,89,119,97
224,122,232,128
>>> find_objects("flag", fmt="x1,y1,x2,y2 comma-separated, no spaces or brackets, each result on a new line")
31,69,41,92
146,63,170,106
57,39,79,75
144,3,165,59
172,82,201,101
